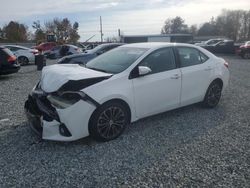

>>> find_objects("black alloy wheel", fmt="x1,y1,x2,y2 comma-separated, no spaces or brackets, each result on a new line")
18,56,29,65
203,82,222,108
89,101,129,141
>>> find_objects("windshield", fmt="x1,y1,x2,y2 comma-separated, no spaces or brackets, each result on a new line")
86,47,148,74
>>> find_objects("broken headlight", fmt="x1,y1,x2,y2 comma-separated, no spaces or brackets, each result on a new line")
47,91,86,109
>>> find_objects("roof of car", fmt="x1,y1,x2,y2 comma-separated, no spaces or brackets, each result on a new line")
4,45,30,50
62,44,79,48
61,53,84,59
122,42,194,49
97,43,124,47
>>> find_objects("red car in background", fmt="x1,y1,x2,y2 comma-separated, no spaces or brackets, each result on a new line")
33,42,57,53
236,41,250,59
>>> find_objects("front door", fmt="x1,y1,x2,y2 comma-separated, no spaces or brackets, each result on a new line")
131,47,181,118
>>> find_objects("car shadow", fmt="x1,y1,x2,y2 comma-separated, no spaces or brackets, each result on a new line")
30,103,224,145
0,102,228,186
0,75,12,81
1,102,227,152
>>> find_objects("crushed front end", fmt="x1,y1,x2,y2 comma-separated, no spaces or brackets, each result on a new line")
24,83,97,141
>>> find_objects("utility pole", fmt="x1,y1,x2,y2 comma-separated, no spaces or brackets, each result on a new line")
100,16,103,43
118,29,121,37
118,29,121,42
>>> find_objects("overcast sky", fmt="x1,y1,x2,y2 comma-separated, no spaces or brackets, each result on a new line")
0,0,250,41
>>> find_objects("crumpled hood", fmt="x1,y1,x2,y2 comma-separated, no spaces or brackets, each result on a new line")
40,64,112,93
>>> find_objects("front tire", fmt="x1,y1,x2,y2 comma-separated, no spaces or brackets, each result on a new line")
89,101,129,142
18,56,29,65
202,81,222,108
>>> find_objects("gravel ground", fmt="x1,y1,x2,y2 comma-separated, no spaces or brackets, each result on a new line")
0,56,249,188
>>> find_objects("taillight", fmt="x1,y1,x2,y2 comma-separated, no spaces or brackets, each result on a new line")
30,49,39,55
8,56,16,63
224,61,229,68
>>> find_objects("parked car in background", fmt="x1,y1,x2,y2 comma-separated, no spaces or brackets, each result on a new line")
236,41,250,59
25,43,229,142
33,42,57,53
58,43,124,65
201,40,238,54
195,38,225,46
82,43,99,51
4,45,38,65
0,46,20,75
46,44,82,59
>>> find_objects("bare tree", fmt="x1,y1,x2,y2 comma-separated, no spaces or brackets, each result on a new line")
32,20,46,42
161,16,188,34
43,18,80,43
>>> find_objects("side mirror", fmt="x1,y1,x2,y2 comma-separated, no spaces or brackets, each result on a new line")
138,66,152,76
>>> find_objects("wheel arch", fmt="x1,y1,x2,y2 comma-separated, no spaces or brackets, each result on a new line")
211,78,223,89
18,56,29,62
88,98,132,127
104,99,131,122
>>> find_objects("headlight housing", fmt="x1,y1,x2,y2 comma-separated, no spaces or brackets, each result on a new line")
47,91,86,109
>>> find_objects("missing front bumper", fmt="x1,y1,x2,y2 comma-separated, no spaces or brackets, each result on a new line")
25,95,73,138
24,99,43,137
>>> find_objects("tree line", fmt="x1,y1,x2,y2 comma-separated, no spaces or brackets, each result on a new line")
161,9,250,42
0,9,250,43
0,18,80,44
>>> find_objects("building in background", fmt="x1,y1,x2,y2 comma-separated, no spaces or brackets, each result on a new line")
121,34,193,44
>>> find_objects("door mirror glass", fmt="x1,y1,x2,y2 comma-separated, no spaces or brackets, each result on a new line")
138,66,152,76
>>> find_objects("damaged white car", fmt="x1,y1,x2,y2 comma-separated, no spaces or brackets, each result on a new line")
25,43,229,142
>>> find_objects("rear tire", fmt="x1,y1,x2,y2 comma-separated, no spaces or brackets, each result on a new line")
89,101,129,142
243,52,250,59
202,81,222,108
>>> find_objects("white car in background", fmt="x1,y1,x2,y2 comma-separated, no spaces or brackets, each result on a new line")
25,43,229,142
4,45,38,65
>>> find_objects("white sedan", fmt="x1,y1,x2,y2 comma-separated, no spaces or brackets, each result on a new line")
4,45,38,65
25,43,229,142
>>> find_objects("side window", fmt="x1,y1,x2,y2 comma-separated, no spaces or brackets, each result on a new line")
177,47,208,67
8,47,18,52
140,48,176,74
200,51,209,63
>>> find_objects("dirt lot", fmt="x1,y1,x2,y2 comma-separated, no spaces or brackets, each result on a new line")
0,56,249,187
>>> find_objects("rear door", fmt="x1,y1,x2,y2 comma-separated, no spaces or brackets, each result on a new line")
176,47,213,106
0,49,5,68
132,47,181,118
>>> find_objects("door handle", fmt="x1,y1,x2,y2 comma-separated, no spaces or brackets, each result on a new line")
204,66,212,71
170,74,180,79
